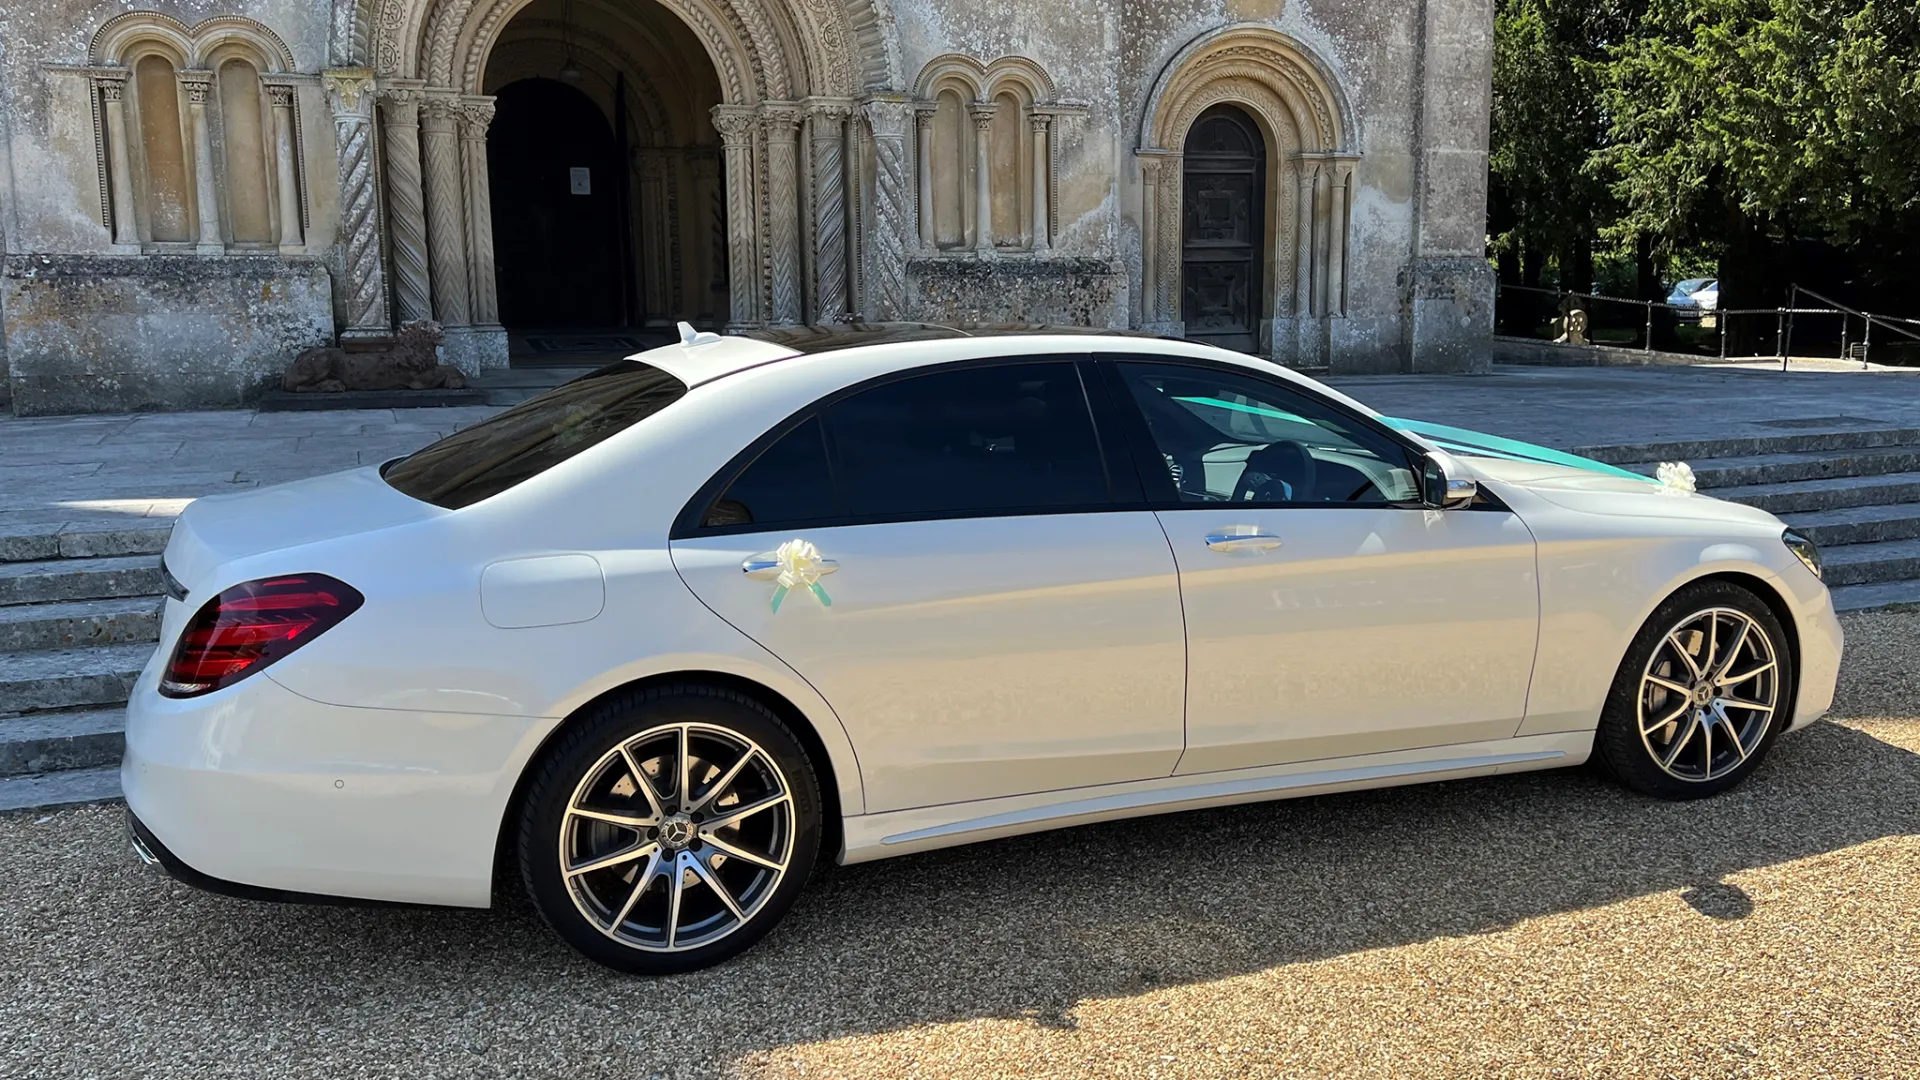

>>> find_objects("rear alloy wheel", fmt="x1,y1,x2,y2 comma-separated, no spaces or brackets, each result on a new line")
1595,581,1794,800
519,686,821,974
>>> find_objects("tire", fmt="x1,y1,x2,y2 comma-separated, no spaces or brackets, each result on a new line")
1594,579,1795,800
518,683,822,975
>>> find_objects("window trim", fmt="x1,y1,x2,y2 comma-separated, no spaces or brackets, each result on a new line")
1095,354,1435,512
670,354,1142,540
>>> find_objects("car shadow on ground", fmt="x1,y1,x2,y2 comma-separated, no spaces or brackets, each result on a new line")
76,716,1919,1066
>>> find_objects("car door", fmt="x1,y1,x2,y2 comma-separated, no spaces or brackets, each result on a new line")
1100,356,1540,775
669,358,1188,814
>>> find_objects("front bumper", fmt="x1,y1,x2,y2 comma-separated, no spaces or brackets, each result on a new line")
122,665,555,908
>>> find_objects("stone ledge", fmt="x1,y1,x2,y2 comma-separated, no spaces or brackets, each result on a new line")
1493,335,1742,368
257,387,489,412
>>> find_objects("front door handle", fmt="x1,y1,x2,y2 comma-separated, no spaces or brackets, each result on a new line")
1204,531,1283,553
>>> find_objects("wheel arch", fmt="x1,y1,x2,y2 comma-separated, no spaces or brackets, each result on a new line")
1679,569,1803,721
491,669,854,904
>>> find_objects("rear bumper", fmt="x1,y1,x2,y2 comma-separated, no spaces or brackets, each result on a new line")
121,666,555,908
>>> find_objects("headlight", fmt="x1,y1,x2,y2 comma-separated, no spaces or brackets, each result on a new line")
1782,529,1822,580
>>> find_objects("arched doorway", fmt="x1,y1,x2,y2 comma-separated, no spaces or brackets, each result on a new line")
489,78,625,329
1181,104,1266,354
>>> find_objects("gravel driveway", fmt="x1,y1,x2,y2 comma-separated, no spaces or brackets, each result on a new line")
4,610,1918,1080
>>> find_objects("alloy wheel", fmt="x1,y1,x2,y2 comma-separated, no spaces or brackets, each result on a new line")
560,722,795,952
1636,606,1780,783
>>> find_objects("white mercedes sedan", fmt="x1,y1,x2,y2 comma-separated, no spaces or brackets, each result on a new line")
124,325,1843,974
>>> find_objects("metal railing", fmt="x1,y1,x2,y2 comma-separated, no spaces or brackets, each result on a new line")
1494,281,1920,366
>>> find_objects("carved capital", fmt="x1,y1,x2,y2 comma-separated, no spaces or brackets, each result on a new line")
94,74,127,103
456,96,495,139
805,97,854,124
267,84,296,110
380,86,422,126
323,67,377,115
967,101,998,131
176,71,213,106
759,100,804,132
711,104,757,145
861,96,914,140
419,93,460,132
1028,112,1052,135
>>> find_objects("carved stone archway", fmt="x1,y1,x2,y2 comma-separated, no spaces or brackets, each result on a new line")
321,0,906,365
1137,25,1357,364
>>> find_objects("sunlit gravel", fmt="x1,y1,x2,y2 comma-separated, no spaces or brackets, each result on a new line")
3,611,1917,1079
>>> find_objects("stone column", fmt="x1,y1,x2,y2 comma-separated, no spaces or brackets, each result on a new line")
1327,161,1351,318
1294,159,1317,318
95,73,139,247
1138,153,1161,324
178,71,223,253
1313,163,1333,322
267,85,304,250
635,149,671,319
913,102,936,252
861,97,914,320
379,84,432,325
458,97,498,327
806,100,851,322
967,101,996,254
712,105,761,330
419,93,470,326
324,68,389,338
1028,113,1051,253
691,151,723,318
760,102,803,326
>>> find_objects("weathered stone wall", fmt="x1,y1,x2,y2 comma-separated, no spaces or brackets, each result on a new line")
908,257,1128,328
1,255,333,414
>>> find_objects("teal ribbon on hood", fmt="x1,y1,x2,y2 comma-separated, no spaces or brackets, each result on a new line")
1380,417,1656,484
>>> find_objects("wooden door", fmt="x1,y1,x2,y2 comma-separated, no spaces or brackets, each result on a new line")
1181,106,1267,354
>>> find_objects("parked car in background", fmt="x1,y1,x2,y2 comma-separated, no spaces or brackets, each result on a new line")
1668,278,1719,319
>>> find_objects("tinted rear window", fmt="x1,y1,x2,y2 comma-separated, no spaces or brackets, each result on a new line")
382,361,686,509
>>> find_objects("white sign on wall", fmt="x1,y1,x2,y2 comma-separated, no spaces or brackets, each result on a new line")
569,167,591,195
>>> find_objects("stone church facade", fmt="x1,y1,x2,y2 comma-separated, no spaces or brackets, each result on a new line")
0,0,1493,415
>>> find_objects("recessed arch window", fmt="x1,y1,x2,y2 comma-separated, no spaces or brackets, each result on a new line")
988,88,1028,247
931,87,972,249
914,55,1066,255
131,53,193,243
215,57,274,244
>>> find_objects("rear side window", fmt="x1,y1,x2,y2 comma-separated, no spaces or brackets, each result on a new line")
825,362,1110,519
702,417,834,528
383,361,686,509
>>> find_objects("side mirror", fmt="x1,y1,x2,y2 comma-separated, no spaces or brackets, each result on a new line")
1420,452,1479,509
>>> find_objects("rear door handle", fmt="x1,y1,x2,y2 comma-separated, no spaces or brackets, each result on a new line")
1204,531,1283,553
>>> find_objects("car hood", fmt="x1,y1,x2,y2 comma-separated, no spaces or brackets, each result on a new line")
163,466,445,592
1379,417,1783,528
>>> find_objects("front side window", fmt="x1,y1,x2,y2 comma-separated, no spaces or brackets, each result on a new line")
1111,361,1418,505
827,362,1112,519
384,361,686,509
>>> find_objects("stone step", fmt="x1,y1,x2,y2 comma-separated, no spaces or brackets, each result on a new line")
0,708,124,777
1830,578,1920,613
0,596,163,653
1821,536,1920,588
1712,471,1920,515
1634,446,1920,490
0,765,122,814
0,553,163,607
0,643,151,714
1575,427,1920,466
0,522,173,563
1779,503,1920,548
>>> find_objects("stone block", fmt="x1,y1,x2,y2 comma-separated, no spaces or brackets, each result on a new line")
1404,256,1494,374
908,257,1129,329
2,255,334,416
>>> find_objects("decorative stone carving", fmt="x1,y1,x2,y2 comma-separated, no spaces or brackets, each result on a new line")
379,84,432,324
457,97,498,325
713,105,761,329
862,97,914,320
967,101,997,255
419,93,470,325
1294,159,1316,318
325,68,390,337
913,102,937,252
760,102,804,325
282,320,466,392
1028,113,1051,252
806,100,853,322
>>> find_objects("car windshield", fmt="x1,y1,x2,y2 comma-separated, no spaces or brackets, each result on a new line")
382,361,686,509
1673,278,1713,294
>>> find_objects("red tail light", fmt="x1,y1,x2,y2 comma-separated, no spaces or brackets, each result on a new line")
159,574,364,698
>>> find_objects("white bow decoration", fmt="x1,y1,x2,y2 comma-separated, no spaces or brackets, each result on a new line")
1655,461,1697,494
770,539,833,612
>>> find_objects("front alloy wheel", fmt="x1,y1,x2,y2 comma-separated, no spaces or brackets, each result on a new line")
520,686,821,974
1596,580,1795,800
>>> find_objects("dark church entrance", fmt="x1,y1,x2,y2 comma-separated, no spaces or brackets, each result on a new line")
488,78,627,331
1181,104,1267,354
